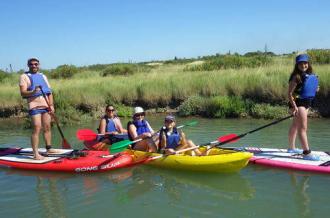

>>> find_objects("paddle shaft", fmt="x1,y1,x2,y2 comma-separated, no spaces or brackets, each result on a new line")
137,115,301,163
216,115,293,147
39,86,71,148
156,115,294,156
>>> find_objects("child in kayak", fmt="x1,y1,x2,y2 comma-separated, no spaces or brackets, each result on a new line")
158,115,203,156
127,107,158,152
288,54,319,161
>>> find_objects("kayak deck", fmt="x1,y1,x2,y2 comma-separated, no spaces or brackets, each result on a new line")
129,147,252,173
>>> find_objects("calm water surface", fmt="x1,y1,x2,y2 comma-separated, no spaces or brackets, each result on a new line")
0,116,329,218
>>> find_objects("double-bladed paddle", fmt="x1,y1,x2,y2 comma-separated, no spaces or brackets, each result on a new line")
145,115,294,159
213,115,293,148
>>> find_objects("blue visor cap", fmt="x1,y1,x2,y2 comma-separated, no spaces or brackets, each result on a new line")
296,54,309,63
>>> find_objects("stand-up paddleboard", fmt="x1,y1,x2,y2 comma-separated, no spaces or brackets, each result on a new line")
0,147,134,173
233,147,330,174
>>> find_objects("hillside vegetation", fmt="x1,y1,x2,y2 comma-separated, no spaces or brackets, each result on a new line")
1,49,329,123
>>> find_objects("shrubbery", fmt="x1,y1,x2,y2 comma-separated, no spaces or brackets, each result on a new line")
101,64,135,77
250,103,288,119
178,95,288,119
50,65,79,79
177,96,205,116
101,64,152,77
203,96,250,118
308,49,330,64
185,54,272,71
0,70,10,82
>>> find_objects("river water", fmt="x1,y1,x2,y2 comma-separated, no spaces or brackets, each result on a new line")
0,116,329,218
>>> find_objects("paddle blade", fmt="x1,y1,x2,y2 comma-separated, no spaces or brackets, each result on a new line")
218,134,239,143
76,129,97,141
110,145,128,154
185,121,198,127
110,140,133,153
62,138,72,149
177,121,198,129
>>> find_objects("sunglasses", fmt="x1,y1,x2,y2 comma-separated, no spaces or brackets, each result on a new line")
29,63,39,66
134,113,145,117
107,109,115,112
165,119,174,123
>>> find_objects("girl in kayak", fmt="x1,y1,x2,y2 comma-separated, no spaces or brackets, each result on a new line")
127,107,158,152
86,105,127,151
288,54,319,161
158,115,203,156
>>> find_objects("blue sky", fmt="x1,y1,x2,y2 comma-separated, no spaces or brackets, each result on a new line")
1,0,329,71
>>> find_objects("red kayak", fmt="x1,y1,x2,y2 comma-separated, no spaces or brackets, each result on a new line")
0,147,134,173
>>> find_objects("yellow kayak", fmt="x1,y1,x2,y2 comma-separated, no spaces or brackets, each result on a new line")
128,147,252,173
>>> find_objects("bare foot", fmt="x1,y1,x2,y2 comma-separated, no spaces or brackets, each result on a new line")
34,154,45,160
46,148,58,153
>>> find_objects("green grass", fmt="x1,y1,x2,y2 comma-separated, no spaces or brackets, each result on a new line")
1,56,330,121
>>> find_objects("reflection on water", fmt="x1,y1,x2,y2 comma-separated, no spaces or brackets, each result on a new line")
290,173,311,218
0,117,330,217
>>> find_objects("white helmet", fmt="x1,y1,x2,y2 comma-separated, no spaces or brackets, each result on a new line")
133,106,144,115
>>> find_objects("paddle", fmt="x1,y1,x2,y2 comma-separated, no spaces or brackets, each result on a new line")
213,115,294,148
39,86,72,149
145,115,294,159
76,129,127,141
138,133,240,162
110,120,198,153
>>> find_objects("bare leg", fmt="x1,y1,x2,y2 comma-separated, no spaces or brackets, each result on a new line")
42,112,52,148
31,114,44,160
297,107,310,151
132,141,149,152
288,115,298,150
187,140,203,156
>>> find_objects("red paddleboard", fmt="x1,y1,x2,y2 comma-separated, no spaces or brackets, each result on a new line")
0,147,134,173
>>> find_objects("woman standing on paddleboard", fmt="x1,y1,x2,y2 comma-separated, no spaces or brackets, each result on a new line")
288,54,319,161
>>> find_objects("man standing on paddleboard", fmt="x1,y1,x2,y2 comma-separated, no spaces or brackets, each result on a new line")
19,58,54,160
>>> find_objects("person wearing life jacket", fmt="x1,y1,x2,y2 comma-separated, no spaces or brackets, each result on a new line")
288,54,320,161
19,58,54,160
158,115,202,156
127,107,158,152
86,105,127,151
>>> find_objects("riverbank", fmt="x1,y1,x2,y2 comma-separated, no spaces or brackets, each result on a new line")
1,55,329,124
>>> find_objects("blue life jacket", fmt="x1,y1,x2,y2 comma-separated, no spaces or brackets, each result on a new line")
97,116,127,142
133,120,151,135
101,116,118,132
160,127,181,149
299,73,319,99
24,72,52,98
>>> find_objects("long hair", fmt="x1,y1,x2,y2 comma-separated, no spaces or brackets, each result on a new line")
289,63,313,83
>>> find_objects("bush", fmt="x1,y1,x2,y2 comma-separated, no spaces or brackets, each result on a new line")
0,70,11,82
185,54,273,71
50,65,79,79
307,49,330,64
101,64,135,77
178,96,205,116
250,103,288,119
203,96,250,118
